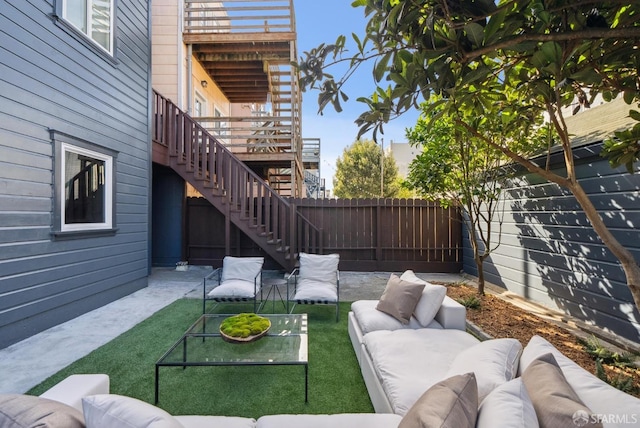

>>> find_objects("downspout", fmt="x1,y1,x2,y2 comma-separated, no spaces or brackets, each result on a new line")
187,44,193,114
177,0,184,110
146,0,153,274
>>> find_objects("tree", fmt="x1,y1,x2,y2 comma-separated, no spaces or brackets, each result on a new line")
297,1,640,310
334,139,401,198
405,94,549,294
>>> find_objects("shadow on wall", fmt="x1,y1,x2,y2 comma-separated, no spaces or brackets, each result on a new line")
496,167,640,342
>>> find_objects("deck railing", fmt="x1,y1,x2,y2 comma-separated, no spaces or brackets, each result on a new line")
184,0,295,35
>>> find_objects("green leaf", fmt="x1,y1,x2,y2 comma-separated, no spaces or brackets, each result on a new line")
374,52,391,83
464,22,485,48
484,8,506,43
623,90,635,104
569,68,602,85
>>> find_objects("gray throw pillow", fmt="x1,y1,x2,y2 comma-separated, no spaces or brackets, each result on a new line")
0,394,85,428
399,372,478,428
376,274,425,324
521,353,603,428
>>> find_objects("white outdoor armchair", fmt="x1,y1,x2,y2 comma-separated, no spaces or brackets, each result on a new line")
203,256,264,313
287,253,340,321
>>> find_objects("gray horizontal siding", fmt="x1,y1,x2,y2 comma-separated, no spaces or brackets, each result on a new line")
463,145,640,342
0,1,151,348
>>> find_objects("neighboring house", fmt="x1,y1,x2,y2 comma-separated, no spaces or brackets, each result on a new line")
463,98,640,342
150,0,321,268
0,1,152,348
386,140,420,178
151,0,318,196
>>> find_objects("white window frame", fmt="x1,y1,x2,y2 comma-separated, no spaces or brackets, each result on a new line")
194,92,206,118
57,0,115,55
59,142,114,232
51,130,117,239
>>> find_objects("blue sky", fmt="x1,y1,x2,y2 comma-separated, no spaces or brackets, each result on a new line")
294,1,420,190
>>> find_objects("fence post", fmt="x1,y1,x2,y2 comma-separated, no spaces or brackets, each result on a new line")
376,199,382,264
290,201,296,264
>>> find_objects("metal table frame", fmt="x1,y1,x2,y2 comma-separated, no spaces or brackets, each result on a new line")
155,313,308,404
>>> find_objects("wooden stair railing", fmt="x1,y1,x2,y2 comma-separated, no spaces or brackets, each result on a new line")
152,90,322,269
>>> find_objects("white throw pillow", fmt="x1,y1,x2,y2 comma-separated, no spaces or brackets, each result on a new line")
477,378,539,428
82,394,184,428
221,256,263,283
400,270,446,327
446,338,522,401
298,253,339,285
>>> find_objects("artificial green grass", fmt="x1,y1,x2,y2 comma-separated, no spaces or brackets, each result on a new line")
28,300,373,418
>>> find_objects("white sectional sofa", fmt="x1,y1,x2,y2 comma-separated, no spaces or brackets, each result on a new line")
0,374,401,428
349,270,640,428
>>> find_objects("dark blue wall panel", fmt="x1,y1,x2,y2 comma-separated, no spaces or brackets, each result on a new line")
152,165,184,267
463,143,640,342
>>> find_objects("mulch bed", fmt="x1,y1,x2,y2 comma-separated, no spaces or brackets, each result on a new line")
444,283,640,397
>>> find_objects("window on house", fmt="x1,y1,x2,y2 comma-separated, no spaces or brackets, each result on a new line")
194,93,205,118
52,132,117,236
60,0,114,53
214,107,229,144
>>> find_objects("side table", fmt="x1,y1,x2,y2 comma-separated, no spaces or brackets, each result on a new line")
260,277,288,313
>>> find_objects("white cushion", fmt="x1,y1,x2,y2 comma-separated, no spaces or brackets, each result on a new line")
82,394,184,428
477,378,539,428
175,415,257,428
363,328,479,415
400,270,447,327
256,413,402,428
221,256,263,283
446,338,522,401
519,335,640,425
293,278,337,302
351,300,440,334
208,279,258,298
298,253,339,285
40,373,110,412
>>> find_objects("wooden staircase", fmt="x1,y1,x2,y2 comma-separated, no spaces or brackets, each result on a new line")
152,90,322,270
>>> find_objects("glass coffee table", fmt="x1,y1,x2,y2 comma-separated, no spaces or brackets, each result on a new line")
155,313,308,404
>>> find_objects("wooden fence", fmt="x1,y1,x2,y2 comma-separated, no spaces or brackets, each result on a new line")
185,197,463,272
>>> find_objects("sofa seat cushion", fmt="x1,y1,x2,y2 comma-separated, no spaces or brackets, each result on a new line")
292,278,337,302
351,300,441,334
476,378,539,428
256,413,402,428
82,394,183,428
175,415,257,428
208,280,258,298
519,335,639,427
363,328,479,415
446,338,522,401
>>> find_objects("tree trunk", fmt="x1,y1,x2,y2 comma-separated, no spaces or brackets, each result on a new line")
476,255,486,296
569,182,640,311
